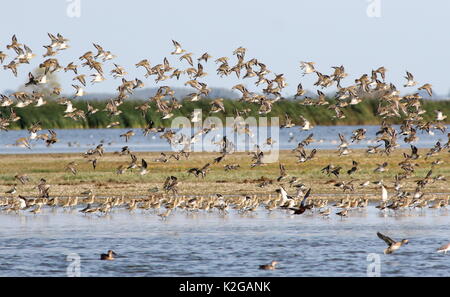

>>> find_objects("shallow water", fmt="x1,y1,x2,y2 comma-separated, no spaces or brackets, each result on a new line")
1,205,450,277
0,125,447,154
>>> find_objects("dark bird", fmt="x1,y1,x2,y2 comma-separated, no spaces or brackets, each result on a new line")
288,188,312,215
347,160,358,175
100,250,117,260
187,163,210,178
330,166,342,177
259,261,279,270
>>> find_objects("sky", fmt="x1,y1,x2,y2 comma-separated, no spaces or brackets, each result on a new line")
1,0,450,98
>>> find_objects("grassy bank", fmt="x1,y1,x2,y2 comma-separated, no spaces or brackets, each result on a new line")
0,149,448,199
2,98,450,130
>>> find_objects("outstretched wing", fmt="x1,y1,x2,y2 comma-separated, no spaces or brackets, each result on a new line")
300,188,311,207
279,163,286,176
377,232,395,246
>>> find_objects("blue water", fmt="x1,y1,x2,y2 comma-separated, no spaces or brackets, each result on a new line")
1,205,450,277
0,125,447,154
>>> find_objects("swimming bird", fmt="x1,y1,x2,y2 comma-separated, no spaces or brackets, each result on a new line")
100,250,117,260
377,232,409,254
259,261,278,270
437,243,450,254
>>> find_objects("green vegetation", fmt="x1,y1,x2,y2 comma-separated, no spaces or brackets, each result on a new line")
2,97,450,130
0,150,448,198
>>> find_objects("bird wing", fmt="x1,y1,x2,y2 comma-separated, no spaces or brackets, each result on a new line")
300,188,311,207
377,232,395,246
279,163,286,175
381,186,388,202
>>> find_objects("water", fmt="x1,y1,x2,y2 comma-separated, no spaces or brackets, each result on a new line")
1,205,450,277
0,125,447,154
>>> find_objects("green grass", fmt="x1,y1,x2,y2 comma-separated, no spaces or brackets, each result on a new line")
0,150,448,199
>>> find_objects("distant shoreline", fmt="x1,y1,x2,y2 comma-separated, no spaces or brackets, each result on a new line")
2,98,450,130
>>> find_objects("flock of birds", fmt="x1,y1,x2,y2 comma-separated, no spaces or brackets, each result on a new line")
0,33,449,211
0,34,450,265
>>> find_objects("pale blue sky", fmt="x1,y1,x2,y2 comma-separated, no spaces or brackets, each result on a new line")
1,0,450,97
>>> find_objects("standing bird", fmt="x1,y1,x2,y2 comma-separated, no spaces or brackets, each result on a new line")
336,209,348,218
120,130,135,142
